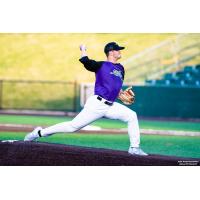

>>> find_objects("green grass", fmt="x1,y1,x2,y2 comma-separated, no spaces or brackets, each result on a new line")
2,81,75,110
0,114,200,132
1,114,200,158
0,132,200,158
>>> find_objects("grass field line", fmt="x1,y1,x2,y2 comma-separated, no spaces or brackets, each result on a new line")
1,123,200,137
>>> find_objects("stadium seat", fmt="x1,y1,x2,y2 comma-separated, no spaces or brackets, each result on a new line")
145,80,156,85
196,80,200,86
155,80,166,85
195,64,200,73
184,79,197,86
195,64,200,69
164,73,173,80
183,66,196,73
175,71,185,79
145,63,200,87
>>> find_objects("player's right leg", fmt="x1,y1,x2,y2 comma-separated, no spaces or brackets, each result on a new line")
24,96,106,141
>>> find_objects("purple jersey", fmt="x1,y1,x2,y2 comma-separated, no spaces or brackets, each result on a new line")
79,56,125,102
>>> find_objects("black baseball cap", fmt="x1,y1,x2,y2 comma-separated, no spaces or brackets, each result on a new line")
104,42,125,54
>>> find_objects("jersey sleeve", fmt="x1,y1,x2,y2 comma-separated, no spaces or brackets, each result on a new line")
79,56,103,72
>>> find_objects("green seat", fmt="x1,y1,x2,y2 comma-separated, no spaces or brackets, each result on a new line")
184,66,195,73
146,64,200,87
195,64,200,70
164,73,173,80
145,80,156,85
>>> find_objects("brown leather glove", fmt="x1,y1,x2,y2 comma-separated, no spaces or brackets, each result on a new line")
118,86,135,105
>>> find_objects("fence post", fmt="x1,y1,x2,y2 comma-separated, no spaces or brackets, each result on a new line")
0,80,3,109
73,80,78,112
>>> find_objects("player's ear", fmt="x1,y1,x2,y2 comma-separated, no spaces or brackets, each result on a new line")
106,51,111,57
109,50,114,56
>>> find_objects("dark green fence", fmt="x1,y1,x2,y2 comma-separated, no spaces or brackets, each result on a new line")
0,80,78,112
119,85,200,119
1,80,199,119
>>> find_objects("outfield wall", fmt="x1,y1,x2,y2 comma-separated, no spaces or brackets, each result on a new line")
79,84,200,119
121,86,200,119
0,79,199,119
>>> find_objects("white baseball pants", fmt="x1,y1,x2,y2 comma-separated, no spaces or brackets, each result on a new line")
40,95,140,148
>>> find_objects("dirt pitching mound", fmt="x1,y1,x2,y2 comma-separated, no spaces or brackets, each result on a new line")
0,141,199,166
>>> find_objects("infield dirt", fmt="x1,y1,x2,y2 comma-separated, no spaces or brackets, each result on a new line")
0,141,199,166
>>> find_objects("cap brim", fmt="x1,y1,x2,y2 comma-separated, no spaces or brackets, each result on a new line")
118,46,125,50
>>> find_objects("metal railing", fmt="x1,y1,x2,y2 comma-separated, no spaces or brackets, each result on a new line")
123,33,200,83
0,79,78,112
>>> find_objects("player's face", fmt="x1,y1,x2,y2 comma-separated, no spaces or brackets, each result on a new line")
112,50,121,59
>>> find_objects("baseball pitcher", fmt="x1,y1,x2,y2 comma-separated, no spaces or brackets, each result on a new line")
24,42,148,156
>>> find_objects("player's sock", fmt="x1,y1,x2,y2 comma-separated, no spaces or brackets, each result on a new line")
38,130,42,137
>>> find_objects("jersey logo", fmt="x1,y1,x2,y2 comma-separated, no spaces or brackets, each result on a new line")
110,69,123,80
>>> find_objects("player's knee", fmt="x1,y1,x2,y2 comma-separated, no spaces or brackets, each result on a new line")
68,122,81,132
69,125,78,132
128,111,138,122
